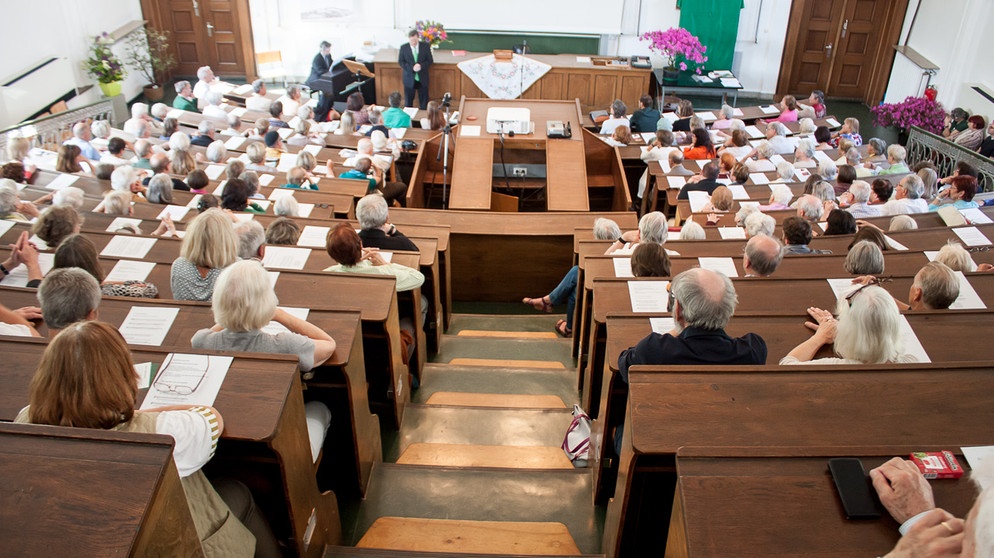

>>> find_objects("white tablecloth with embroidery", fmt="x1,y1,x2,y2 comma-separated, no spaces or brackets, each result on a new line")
456,54,552,100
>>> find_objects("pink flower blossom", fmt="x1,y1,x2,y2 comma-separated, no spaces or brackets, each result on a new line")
640,28,708,73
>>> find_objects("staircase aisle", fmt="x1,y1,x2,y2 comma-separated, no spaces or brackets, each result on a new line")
334,312,603,556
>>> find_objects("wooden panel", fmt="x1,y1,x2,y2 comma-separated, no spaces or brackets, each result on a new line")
164,2,207,76
539,72,565,100
449,137,494,210
781,0,845,94
378,66,403,101
205,0,249,76
546,140,589,211
566,73,594,106
620,75,649,112
459,74,484,99
592,74,620,110
430,67,459,104
829,0,891,99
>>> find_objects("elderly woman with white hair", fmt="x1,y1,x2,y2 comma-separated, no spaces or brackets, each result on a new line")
147,173,174,205
935,241,977,273
524,213,666,337
845,240,885,275
202,91,228,120
797,117,817,136
819,159,838,181
780,284,917,365
710,104,737,131
744,211,776,238
0,181,40,220
205,140,227,163
742,140,778,173
679,220,706,240
772,161,797,183
793,139,818,168
874,145,910,175
273,195,300,217
191,259,335,462
760,184,794,211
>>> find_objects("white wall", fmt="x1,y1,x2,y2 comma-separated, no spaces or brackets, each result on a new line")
0,0,144,127
883,0,993,120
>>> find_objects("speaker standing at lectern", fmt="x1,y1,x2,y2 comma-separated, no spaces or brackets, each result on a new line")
308,40,340,122
398,29,433,110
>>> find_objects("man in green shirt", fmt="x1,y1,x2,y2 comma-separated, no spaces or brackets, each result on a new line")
382,91,412,128
172,80,199,113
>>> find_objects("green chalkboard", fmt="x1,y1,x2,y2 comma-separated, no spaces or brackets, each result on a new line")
444,32,599,55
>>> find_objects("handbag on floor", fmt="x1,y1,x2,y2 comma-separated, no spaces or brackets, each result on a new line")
562,404,591,467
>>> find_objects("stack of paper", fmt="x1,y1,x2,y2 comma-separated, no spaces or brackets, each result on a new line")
720,78,741,88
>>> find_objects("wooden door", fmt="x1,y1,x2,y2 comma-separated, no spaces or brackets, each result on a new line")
777,0,909,104
141,0,254,80
782,0,846,95
828,0,892,99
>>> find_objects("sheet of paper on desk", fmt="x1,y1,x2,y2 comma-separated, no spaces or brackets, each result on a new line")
816,220,828,232
261,306,310,336
186,194,204,209
201,164,225,181
157,205,191,222
3,252,53,287
698,257,739,277
297,225,330,248
744,125,764,139
813,150,833,163
28,234,49,251
104,260,156,283
667,176,687,190
232,213,254,223
961,446,994,488
105,217,142,233
262,246,310,270
826,277,861,300
576,56,592,63
720,78,741,88
688,191,710,213
716,178,731,186
883,234,909,251
268,271,280,288
898,315,931,363
628,280,669,313
258,173,275,186
960,208,993,224
727,185,750,200
314,165,329,175
134,362,153,389
460,125,481,137
287,116,301,129
760,105,779,114
749,173,770,185
224,135,247,150
733,108,744,116
44,173,80,191
100,236,157,259
229,107,247,117
268,188,295,201
649,317,676,335
769,154,786,166
167,109,184,119
826,118,841,128
718,227,747,239
697,111,716,121
0,219,16,237
795,168,811,181
277,152,297,172
301,144,323,156
641,133,656,143
953,226,992,246
949,271,986,310
402,107,418,117
296,203,315,218
692,75,713,84
613,257,634,278
140,353,233,410
739,201,760,211
119,306,180,346
661,112,679,123
277,128,293,140
232,83,253,95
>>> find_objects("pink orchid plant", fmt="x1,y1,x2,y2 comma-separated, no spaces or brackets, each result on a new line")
640,28,708,74
871,96,946,134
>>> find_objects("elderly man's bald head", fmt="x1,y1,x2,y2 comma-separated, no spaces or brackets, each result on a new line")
911,262,959,310
356,138,374,155
149,153,171,174
671,268,738,330
744,235,783,277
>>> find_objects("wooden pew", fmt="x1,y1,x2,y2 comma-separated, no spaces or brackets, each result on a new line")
666,446,978,557
1,338,342,558
602,363,994,557
0,422,203,556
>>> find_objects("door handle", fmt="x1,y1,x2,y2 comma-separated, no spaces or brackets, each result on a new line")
842,19,849,38
825,43,833,58
206,22,214,37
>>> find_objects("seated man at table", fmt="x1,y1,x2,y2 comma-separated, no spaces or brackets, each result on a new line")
853,261,960,311
870,455,993,557
356,194,418,252
142,153,190,192
383,91,412,129
618,268,767,383
172,80,199,113
667,150,695,176
245,79,273,112
599,99,630,136
235,220,266,261
782,216,832,256
37,267,101,337
677,162,721,200
630,95,660,134
191,119,216,147
743,235,783,277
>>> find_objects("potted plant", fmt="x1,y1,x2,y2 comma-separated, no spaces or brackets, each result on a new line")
414,20,451,49
639,28,708,83
124,27,177,102
83,32,126,97
870,96,946,145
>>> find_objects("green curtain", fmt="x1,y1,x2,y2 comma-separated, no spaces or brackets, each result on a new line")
677,0,744,71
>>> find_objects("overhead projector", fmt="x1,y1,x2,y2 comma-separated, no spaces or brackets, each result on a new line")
486,107,532,135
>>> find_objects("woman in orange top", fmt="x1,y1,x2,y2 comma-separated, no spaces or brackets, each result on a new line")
683,128,716,160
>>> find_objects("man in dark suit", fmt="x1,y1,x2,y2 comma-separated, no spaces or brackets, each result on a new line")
398,30,433,110
677,162,721,200
308,41,336,122
355,194,419,251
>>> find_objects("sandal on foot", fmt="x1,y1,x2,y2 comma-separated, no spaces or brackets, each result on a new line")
555,319,573,338
522,296,553,313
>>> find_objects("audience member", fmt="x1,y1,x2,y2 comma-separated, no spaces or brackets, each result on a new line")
823,209,857,236
782,216,831,255
743,235,783,277
844,240,885,275
265,217,301,246
600,99,630,135
36,267,101,333
234,220,266,260
630,242,671,277
170,209,238,301
356,194,418,251
53,234,157,298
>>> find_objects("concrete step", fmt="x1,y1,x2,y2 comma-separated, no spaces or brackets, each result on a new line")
396,443,573,469
414,363,578,408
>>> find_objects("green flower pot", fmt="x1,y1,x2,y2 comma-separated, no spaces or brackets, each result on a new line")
98,80,123,97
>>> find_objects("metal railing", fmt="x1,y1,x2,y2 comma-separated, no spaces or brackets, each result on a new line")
906,125,994,192
0,98,114,156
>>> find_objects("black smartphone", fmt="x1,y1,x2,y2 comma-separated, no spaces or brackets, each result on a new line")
828,458,883,519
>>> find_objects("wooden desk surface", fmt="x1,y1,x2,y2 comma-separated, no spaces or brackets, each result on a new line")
457,98,585,142
0,423,202,557
449,137,495,210
667,447,977,558
547,140,590,211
